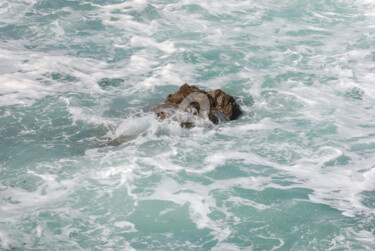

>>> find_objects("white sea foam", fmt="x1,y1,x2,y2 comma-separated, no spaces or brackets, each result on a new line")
0,230,10,250
0,171,76,222
1,0,375,249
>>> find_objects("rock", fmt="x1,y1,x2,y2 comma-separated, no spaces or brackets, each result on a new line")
153,83,242,127
210,89,242,120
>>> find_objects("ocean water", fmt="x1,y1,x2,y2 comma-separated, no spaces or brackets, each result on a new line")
1,0,375,249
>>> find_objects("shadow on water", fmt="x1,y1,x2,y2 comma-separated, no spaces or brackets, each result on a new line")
92,135,135,148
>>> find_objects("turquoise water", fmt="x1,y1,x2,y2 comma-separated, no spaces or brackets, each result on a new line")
1,0,375,249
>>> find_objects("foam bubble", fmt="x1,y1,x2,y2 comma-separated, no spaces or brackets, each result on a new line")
0,230,11,249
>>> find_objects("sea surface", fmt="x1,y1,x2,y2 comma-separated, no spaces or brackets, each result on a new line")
1,0,375,250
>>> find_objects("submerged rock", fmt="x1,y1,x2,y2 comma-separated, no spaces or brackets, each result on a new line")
153,83,242,127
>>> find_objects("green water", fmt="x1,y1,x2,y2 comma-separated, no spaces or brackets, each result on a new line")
1,0,375,250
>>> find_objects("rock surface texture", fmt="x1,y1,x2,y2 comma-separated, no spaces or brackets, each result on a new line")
153,83,242,127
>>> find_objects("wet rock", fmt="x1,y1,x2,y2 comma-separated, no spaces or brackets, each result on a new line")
153,83,242,127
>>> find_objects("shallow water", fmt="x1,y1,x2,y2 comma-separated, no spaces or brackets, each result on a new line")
1,0,375,250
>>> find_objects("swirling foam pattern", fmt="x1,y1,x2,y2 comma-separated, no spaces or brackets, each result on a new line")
1,0,375,249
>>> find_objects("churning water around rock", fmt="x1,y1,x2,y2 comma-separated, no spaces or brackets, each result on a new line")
1,0,375,249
